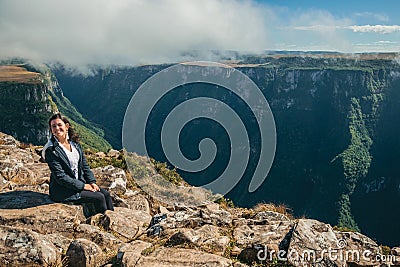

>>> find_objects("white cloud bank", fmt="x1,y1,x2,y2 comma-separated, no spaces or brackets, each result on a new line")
294,24,400,34
1,0,399,67
349,25,400,34
0,0,269,66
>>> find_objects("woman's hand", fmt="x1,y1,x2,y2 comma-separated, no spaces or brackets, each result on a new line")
84,183,100,192
90,183,100,192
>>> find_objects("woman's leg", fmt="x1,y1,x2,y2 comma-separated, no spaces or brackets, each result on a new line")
75,188,113,214
99,187,114,211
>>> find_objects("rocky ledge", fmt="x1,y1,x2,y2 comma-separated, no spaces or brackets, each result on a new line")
0,132,399,267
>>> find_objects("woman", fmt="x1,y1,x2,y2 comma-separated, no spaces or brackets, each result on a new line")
42,113,114,215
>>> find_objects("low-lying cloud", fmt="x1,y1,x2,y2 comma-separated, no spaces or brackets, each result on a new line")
1,0,399,68
0,0,269,66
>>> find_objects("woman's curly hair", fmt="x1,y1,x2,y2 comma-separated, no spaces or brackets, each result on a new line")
48,113,80,143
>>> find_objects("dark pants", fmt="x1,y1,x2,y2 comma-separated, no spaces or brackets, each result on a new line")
74,188,114,214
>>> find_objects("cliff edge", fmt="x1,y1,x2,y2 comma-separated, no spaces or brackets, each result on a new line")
0,132,399,267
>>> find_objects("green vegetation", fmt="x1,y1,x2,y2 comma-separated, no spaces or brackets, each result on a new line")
70,120,112,152
332,224,358,232
337,194,360,231
43,70,112,152
333,70,386,231
340,98,372,189
215,196,235,208
85,149,127,170
150,158,183,185
333,98,372,231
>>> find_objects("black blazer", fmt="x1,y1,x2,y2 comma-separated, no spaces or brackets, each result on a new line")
44,136,96,202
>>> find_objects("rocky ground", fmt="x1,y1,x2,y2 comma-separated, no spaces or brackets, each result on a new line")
0,132,399,267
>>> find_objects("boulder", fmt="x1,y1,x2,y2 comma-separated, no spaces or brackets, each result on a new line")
0,158,50,186
161,209,203,229
204,202,221,212
233,218,293,248
167,225,230,255
65,238,104,267
392,247,400,265
288,219,342,266
0,133,50,186
335,231,382,266
288,219,381,267
392,247,400,256
0,132,19,147
0,225,60,266
233,217,293,264
111,194,130,208
108,149,121,158
118,240,153,266
200,208,232,226
159,205,169,215
45,233,73,254
92,165,127,195
75,223,124,250
161,208,233,230
92,207,151,242
124,193,151,214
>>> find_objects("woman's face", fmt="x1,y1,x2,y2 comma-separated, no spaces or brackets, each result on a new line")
50,118,69,141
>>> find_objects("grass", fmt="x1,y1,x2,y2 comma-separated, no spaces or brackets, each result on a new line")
0,65,41,84
380,245,391,256
332,225,358,233
252,203,294,219
215,197,235,209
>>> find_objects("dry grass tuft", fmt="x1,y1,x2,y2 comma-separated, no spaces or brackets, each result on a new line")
253,203,294,219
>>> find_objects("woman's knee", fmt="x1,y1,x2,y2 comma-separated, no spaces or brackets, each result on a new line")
99,188,111,197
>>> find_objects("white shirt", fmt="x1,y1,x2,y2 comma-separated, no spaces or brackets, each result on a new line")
60,142,80,179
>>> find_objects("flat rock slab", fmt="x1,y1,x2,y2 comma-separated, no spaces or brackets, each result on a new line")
0,203,85,238
136,247,232,267
0,190,53,209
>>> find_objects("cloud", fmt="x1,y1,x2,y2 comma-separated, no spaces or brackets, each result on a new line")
375,40,397,44
348,25,400,34
282,10,354,52
293,23,400,35
354,12,389,22
0,0,270,66
293,24,400,35
292,25,341,31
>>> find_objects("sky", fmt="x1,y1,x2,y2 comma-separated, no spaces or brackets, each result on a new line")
0,0,399,68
